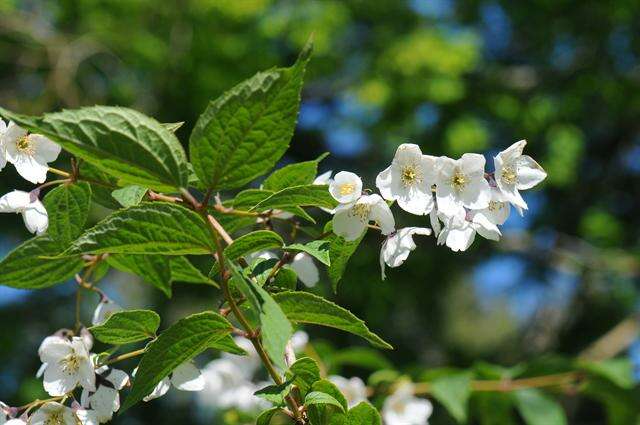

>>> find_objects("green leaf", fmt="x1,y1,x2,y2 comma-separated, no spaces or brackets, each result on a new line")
170,256,217,287
224,230,284,261
122,311,233,411
43,182,92,243
66,202,215,256
228,262,292,370
232,188,316,223
255,377,295,405
287,357,321,396
79,162,119,209
514,389,567,425
90,310,160,345
473,393,516,425
326,222,366,292
0,106,189,191
209,334,247,355
251,185,337,212
189,42,312,190
285,240,331,266
305,392,346,412
111,185,148,207
256,407,285,425
346,402,382,425
0,235,83,289
262,153,329,191
162,121,184,132
311,380,348,410
578,359,634,389
107,254,173,297
273,291,392,350
430,373,472,423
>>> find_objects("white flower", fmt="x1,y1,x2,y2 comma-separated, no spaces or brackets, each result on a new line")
80,367,129,423
313,170,333,185
5,420,26,425
437,210,501,252
142,361,204,402
329,171,362,204
290,253,319,287
0,119,7,171
3,122,61,184
198,358,265,411
329,376,368,408
333,194,395,241
382,383,433,425
0,190,48,235
221,337,261,378
75,409,101,425
376,144,437,215
380,227,431,280
38,336,95,396
435,153,491,218
29,402,76,425
494,140,547,210
91,299,122,326
474,188,511,226
290,330,309,352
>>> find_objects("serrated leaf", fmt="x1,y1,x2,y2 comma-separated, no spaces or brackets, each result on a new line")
209,334,247,355
122,311,233,411
430,372,472,423
228,262,292,370
224,230,284,261
66,202,215,256
346,402,382,425
250,185,337,212
43,182,92,243
287,357,321,397
285,240,330,266
79,162,120,209
305,392,346,412
231,189,315,223
255,376,295,405
273,291,392,350
170,256,217,287
325,222,366,292
262,153,329,191
312,379,348,410
514,389,567,425
107,254,173,297
0,235,83,289
90,310,160,345
189,42,312,190
111,185,148,207
0,106,189,191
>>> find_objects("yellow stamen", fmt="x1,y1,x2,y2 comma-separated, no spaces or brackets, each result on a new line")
501,166,517,185
339,183,356,196
349,203,370,223
451,170,467,191
16,135,35,155
400,165,421,187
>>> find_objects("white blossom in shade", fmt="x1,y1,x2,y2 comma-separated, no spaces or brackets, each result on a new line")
198,358,253,410
142,361,204,402
313,170,333,185
0,190,48,235
290,330,309,352
80,367,129,423
0,119,7,171
437,210,501,252
435,153,491,218
329,171,362,204
3,122,61,184
91,299,122,326
474,188,511,226
494,140,547,210
290,253,319,287
29,402,76,425
329,376,368,408
376,144,437,215
75,409,101,425
333,194,395,241
38,336,95,396
380,227,432,280
382,383,433,425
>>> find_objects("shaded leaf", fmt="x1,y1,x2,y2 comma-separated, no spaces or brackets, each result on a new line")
43,182,92,243
90,310,160,345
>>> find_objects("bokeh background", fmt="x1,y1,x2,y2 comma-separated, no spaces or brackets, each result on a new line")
1,0,639,424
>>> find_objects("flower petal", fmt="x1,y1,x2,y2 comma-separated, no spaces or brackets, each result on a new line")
22,199,48,235
290,253,319,287
30,134,61,163
516,155,547,189
368,194,395,235
171,362,205,392
332,204,366,241
143,377,171,402
10,154,49,184
0,190,31,212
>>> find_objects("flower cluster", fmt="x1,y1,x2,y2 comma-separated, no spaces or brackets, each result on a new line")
0,119,62,235
0,299,205,425
327,141,546,278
